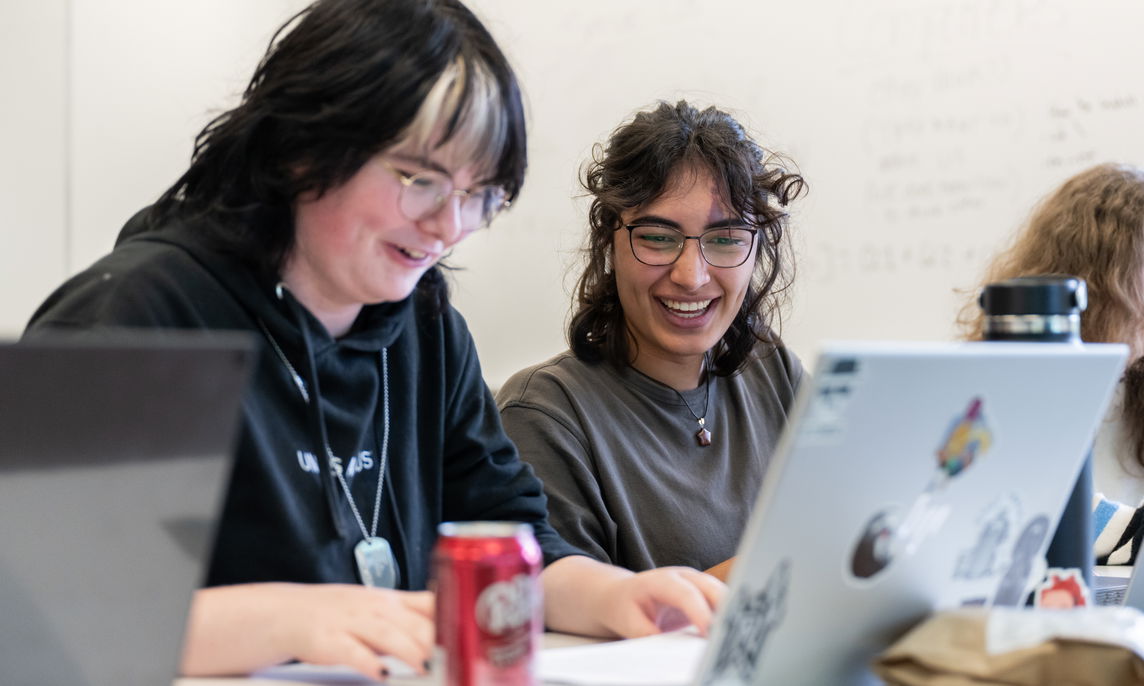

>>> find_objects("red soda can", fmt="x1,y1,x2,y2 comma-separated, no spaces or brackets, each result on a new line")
433,521,542,686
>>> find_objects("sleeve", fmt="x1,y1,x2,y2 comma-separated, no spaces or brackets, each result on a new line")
435,311,584,566
25,243,214,333
498,388,615,566
1093,492,1144,565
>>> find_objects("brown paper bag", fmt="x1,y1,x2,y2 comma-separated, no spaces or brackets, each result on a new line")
873,607,1144,685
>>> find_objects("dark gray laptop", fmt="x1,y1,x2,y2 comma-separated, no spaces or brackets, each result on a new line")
0,334,253,685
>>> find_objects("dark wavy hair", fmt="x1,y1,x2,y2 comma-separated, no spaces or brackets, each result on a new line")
146,0,526,308
569,101,807,376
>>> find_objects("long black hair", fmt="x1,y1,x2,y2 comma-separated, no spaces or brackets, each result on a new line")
570,101,807,376
149,0,526,306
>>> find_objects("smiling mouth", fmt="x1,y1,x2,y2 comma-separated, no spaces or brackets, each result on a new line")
659,298,713,319
396,245,431,261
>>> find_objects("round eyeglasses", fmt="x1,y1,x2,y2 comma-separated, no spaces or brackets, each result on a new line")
624,224,758,268
382,160,510,233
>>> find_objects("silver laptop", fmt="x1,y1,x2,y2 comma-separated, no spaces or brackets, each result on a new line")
0,334,253,686
1095,568,1133,606
692,341,1125,686
1096,560,1144,608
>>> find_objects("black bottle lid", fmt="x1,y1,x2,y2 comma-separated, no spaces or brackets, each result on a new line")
978,274,1087,316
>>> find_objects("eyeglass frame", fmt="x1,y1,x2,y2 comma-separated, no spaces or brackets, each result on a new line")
622,223,760,268
380,159,511,232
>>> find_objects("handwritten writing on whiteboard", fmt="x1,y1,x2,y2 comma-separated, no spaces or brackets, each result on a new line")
798,0,1144,296
1042,93,1142,170
804,240,997,284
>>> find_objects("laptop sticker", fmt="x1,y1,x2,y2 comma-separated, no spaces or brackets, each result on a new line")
703,559,791,686
992,514,1051,606
953,494,1020,581
1033,567,1092,608
800,358,860,445
851,507,899,578
933,396,992,485
849,397,993,581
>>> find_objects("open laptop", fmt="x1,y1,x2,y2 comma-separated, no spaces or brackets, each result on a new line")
541,341,1126,686
0,334,253,686
694,341,1127,686
1095,567,1134,606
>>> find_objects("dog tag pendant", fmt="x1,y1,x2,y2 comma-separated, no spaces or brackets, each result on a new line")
354,536,400,588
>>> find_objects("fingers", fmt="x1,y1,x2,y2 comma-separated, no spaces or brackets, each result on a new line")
607,567,727,639
647,568,722,636
616,608,662,638
353,589,435,672
687,570,728,611
321,635,391,682
666,568,726,635
354,621,431,677
400,590,435,619
284,585,435,679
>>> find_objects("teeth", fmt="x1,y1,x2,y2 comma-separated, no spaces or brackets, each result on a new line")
400,247,429,260
661,298,712,315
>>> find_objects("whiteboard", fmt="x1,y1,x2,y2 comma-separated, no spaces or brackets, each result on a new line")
4,0,1142,388
460,0,1144,384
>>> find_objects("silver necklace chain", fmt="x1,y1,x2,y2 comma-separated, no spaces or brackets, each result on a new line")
258,320,389,541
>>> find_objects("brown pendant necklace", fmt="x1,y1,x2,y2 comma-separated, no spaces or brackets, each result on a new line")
672,359,712,447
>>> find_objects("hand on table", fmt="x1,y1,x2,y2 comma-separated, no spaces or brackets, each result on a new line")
542,555,727,639
180,583,434,681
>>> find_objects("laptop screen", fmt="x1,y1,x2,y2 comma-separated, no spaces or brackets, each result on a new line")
0,334,252,685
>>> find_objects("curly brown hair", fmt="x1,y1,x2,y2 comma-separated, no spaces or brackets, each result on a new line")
568,101,807,377
959,163,1144,468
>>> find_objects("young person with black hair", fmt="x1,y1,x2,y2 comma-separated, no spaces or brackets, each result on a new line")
498,101,808,581
25,2,723,679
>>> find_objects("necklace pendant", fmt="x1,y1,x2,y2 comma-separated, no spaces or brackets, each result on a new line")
354,536,400,588
695,426,712,447
694,416,712,446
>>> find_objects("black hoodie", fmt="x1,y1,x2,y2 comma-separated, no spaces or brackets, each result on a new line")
26,211,581,589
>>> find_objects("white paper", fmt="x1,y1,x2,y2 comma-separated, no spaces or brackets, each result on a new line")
986,606,1144,657
538,628,707,686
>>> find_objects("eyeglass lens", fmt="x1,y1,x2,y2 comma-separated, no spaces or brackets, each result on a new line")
399,171,507,232
629,225,755,267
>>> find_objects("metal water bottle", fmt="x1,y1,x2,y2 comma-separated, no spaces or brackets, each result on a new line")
979,274,1094,590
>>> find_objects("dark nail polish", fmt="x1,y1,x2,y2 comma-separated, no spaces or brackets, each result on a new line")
422,659,432,672
379,667,390,680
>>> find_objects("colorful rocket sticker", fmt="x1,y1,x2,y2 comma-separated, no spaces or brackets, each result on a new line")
935,396,992,480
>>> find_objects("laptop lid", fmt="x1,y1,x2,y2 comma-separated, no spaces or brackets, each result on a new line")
0,334,253,686
693,341,1125,686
